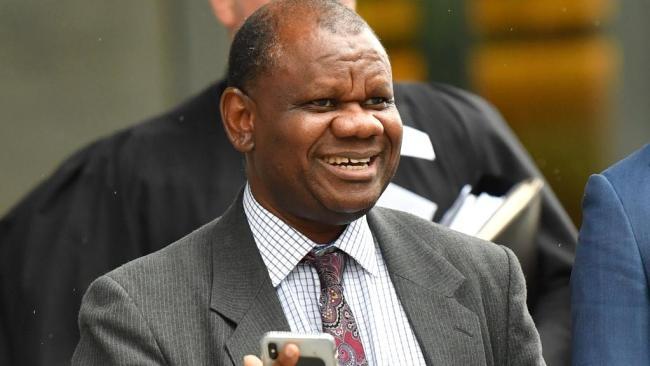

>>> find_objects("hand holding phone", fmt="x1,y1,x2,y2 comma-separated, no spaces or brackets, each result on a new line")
259,332,337,366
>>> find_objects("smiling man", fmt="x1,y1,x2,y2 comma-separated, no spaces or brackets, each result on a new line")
71,1,544,365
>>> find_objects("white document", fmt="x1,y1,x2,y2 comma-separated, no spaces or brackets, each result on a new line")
376,183,438,221
447,195,476,233
444,189,505,236
401,125,435,161
474,193,505,227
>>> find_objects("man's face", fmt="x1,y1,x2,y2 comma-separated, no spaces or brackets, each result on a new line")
245,25,402,239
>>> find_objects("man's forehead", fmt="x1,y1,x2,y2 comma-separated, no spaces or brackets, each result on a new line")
280,25,388,66
264,34,392,98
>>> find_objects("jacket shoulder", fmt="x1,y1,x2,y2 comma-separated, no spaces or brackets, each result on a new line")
370,207,511,277
597,144,650,212
593,144,650,245
101,216,220,296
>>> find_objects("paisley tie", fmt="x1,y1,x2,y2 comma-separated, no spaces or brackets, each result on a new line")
303,249,368,366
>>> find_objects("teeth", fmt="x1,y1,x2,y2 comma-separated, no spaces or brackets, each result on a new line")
350,158,370,164
323,155,372,168
340,164,367,170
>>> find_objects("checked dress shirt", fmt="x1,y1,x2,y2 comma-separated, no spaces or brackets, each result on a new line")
243,184,426,365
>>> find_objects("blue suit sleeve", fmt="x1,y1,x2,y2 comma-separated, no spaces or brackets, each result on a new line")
571,174,650,365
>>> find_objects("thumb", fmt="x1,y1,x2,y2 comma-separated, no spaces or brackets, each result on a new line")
243,355,263,366
276,343,300,365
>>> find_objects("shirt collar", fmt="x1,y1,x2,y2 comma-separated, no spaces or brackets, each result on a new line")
242,184,379,287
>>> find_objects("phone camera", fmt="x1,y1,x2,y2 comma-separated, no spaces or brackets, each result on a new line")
268,343,278,360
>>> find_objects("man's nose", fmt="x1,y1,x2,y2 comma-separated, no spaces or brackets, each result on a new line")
330,104,384,139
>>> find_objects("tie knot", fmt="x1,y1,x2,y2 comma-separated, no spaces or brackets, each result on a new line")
302,249,346,287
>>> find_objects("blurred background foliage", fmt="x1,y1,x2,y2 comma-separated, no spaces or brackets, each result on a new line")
2,0,649,226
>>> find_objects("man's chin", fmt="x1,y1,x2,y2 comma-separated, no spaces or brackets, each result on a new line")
323,198,377,224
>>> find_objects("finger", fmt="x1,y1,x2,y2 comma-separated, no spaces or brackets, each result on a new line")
243,355,263,366
275,342,300,366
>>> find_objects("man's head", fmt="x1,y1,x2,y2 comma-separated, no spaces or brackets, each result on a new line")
210,0,357,34
220,0,402,243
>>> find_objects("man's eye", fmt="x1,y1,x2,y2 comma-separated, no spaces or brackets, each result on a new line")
364,97,391,108
311,99,335,108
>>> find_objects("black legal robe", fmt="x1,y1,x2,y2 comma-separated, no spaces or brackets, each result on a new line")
0,81,576,366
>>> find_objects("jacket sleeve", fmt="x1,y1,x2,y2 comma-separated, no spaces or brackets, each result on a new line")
571,174,650,365
72,275,167,366
503,247,546,366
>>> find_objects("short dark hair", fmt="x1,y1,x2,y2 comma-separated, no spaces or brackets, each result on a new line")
226,0,370,93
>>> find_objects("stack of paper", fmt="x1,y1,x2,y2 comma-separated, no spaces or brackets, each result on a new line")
441,178,544,241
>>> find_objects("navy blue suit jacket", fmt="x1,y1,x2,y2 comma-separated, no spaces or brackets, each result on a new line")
571,144,650,365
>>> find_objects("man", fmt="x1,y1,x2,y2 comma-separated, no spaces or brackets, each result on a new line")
571,144,650,365
72,2,545,365
0,1,574,365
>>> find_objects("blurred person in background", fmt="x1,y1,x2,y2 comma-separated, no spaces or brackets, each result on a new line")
0,0,576,365
571,143,650,365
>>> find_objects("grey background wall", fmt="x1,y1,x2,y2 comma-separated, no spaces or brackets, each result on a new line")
615,0,650,158
1,1,649,215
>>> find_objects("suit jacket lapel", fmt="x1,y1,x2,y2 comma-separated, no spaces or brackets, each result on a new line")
208,193,291,365
367,208,488,366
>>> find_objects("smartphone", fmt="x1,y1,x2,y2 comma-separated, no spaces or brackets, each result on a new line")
260,331,337,366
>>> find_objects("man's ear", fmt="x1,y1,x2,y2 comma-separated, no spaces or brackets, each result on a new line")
220,87,256,152
209,0,237,30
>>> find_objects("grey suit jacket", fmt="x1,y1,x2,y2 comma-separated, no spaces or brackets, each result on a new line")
72,194,544,365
